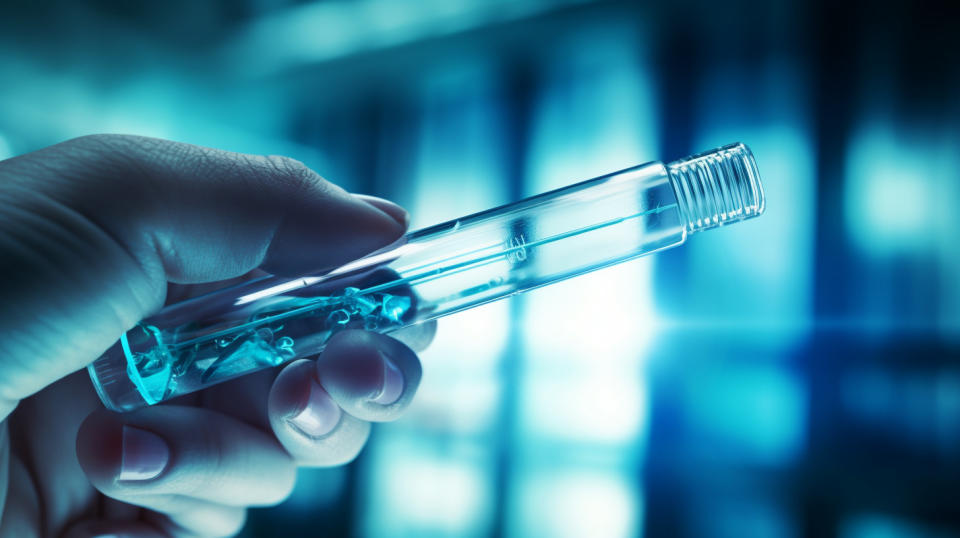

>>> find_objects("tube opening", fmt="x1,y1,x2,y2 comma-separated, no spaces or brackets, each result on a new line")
667,142,765,234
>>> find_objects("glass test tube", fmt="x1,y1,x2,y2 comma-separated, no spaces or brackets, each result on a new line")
89,142,765,411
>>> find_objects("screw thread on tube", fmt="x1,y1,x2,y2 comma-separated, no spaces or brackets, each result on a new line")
667,142,765,234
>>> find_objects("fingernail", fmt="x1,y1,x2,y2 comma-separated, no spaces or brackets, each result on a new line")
287,381,342,438
369,354,404,405
119,425,169,481
354,194,409,229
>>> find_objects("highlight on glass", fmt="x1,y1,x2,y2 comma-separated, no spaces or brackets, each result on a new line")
88,142,766,411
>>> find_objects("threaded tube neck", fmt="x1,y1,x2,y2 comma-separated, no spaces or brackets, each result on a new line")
667,142,765,234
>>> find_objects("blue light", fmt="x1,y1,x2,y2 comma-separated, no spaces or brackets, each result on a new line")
684,364,806,465
844,122,939,255
688,59,816,349
690,493,795,538
519,22,656,448
511,470,641,538
408,63,509,224
525,27,657,193
0,132,12,160
362,436,495,536
841,514,954,538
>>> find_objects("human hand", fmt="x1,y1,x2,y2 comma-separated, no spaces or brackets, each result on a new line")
0,135,434,536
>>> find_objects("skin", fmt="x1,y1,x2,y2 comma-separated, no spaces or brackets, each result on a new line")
0,135,435,537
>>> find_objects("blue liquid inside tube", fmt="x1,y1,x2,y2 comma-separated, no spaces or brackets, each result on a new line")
124,288,412,405
89,142,765,411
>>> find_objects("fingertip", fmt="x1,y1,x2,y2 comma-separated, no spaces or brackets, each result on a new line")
269,360,372,466
369,355,404,406
77,411,172,486
78,406,297,506
287,383,342,438
316,331,386,401
316,330,422,422
270,360,342,439
77,411,175,491
76,410,125,490
353,194,410,229
118,425,170,481
390,320,438,353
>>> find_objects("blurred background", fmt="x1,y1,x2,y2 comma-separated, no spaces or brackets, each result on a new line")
2,0,960,536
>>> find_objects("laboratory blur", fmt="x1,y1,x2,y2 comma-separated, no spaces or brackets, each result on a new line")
2,1,960,537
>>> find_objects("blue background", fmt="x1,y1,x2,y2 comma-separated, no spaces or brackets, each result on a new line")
2,1,959,536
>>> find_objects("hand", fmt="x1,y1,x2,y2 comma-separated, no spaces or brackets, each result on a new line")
0,135,434,537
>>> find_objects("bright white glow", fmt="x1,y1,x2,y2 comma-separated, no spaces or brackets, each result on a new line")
863,173,928,232
520,265,651,446
329,242,420,275
234,242,426,305
521,32,657,340
520,29,655,449
234,276,322,306
409,65,508,224
525,36,657,191
521,361,649,445
515,471,640,538
524,263,654,360
407,301,508,434
845,123,936,254
391,65,510,435
381,459,489,533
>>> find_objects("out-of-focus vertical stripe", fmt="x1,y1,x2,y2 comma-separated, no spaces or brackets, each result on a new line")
658,57,814,467
361,62,508,538
688,58,816,349
510,24,656,538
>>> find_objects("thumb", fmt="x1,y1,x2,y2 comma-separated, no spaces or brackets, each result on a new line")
0,134,406,416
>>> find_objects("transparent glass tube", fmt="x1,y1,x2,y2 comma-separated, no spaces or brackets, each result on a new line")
89,142,765,411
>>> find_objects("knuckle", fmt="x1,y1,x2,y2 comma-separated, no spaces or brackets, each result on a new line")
265,154,309,177
62,134,166,186
185,423,231,495
262,154,328,197
188,421,297,506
